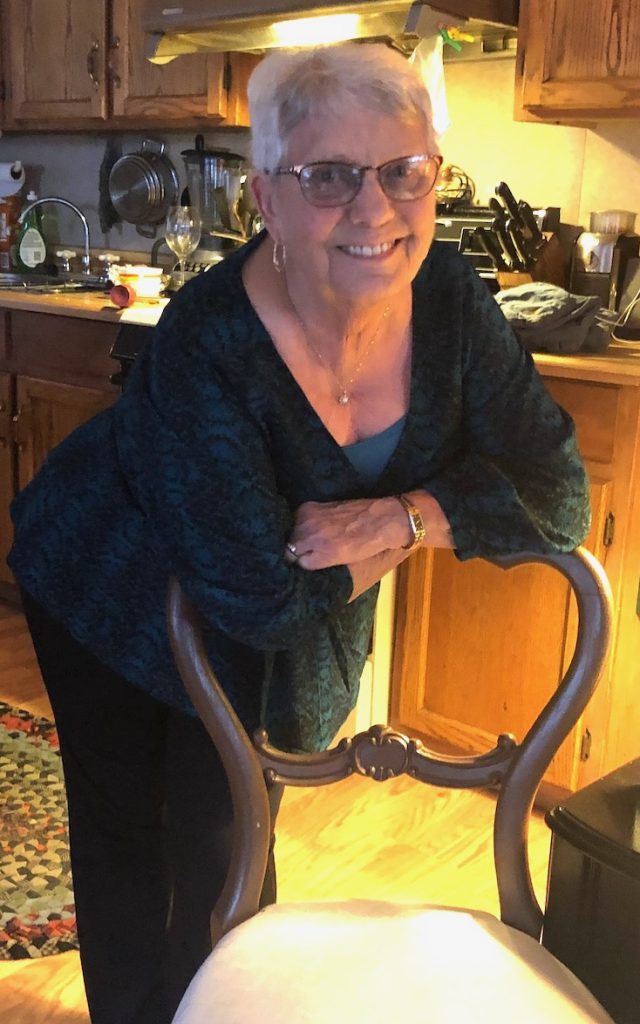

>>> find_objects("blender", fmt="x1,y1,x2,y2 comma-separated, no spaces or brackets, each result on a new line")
181,135,247,266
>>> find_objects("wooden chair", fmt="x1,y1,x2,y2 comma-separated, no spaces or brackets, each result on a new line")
166,547,614,1024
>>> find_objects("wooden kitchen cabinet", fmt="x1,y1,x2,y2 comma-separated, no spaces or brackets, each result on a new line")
2,0,109,123
1,0,257,129
13,377,113,493
0,308,118,590
109,0,256,127
515,0,640,121
392,371,640,794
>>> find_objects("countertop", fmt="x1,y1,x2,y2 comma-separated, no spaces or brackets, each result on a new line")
0,288,169,327
1,288,640,385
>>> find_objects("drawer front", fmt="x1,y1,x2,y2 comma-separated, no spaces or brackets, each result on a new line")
544,378,620,465
9,311,119,391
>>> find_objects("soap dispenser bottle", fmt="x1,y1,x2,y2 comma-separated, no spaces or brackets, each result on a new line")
16,191,46,272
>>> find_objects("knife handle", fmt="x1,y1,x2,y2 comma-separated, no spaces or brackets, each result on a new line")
518,200,546,252
492,219,517,271
474,226,508,271
496,182,525,227
505,217,530,270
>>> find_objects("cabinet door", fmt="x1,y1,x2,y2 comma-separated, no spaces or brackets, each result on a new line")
3,0,108,124
517,0,640,118
0,372,13,584
225,53,261,128
109,0,228,123
391,479,611,792
14,376,113,492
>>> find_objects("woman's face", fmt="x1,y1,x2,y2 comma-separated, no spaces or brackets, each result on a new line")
253,104,438,306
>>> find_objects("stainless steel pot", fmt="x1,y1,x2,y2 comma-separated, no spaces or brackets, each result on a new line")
108,138,179,237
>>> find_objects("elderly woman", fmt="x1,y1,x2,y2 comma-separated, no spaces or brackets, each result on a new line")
8,41,589,1024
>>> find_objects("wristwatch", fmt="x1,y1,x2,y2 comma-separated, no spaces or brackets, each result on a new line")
395,493,427,550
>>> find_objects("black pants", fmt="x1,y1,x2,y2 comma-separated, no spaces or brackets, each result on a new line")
21,590,282,1024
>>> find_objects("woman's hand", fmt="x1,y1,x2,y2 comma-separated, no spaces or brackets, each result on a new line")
285,492,454,571
285,497,410,570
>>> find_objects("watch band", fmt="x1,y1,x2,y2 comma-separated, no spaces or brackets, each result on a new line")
396,493,427,550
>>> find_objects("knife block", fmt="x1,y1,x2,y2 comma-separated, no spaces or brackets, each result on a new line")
495,270,533,290
496,234,568,291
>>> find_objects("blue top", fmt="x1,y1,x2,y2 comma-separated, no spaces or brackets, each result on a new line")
342,416,407,485
8,234,591,752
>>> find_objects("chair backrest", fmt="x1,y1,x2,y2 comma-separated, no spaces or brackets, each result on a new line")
166,547,612,949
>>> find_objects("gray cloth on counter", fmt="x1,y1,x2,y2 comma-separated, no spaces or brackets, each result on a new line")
494,282,611,354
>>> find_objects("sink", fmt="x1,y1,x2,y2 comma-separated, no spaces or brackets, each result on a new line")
0,271,107,294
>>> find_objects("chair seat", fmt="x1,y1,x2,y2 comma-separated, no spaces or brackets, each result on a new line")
172,900,613,1023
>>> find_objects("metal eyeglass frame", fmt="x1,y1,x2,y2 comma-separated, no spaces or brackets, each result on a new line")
267,153,443,207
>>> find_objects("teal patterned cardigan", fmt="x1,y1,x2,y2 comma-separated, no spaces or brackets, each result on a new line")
8,235,590,751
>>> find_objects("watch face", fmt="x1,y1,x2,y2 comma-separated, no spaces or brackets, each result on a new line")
397,495,426,549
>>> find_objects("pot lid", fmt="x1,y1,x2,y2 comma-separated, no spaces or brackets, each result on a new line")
181,135,245,164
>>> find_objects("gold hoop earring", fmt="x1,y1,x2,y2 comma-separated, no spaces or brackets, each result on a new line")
272,241,286,274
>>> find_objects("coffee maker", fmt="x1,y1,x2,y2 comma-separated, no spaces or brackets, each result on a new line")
571,209,640,310
181,135,248,265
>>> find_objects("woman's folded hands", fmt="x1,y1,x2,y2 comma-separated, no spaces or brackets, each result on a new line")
285,491,452,570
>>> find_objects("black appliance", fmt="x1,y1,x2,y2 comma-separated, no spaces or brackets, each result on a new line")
109,324,153,388
543,758,640,1023
570,232,640,312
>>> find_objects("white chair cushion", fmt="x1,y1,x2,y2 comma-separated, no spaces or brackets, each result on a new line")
172,900,613,1023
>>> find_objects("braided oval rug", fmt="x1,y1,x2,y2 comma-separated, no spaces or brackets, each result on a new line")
0,701,78,959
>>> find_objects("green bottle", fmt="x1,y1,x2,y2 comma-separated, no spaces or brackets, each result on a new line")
15,191,46,272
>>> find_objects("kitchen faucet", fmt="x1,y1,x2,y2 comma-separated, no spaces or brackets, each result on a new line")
18,196,92,275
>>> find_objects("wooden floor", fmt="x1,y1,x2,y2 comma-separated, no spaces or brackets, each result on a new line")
0,601,551,1023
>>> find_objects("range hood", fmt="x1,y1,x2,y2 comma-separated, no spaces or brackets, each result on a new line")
143,0,518,63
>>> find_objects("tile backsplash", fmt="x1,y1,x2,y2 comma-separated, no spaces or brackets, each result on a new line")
1,55,640,257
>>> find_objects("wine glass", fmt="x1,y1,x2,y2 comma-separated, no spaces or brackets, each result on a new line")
164,206,201,288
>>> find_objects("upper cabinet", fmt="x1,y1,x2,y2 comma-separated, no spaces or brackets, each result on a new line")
3,0,109,123
515,0,640,121
109,0,227,125
1,0,256,129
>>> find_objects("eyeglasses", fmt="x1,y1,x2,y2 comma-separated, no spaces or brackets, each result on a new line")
267,153,443,207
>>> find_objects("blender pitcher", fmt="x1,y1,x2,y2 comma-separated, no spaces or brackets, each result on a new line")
181,135,246,243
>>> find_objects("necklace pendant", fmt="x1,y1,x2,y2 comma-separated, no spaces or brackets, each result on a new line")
337,391,350,406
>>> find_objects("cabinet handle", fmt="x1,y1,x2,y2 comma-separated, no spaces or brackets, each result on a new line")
109,36,121,90
603,512,615,547
87,40,100,91
12,404,24,450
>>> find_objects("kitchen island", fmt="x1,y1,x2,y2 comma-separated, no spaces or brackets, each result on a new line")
1,288,639,794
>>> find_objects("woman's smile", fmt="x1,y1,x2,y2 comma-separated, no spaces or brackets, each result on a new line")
337,238,401,259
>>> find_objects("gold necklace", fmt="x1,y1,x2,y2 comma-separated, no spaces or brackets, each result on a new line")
299,305,391,406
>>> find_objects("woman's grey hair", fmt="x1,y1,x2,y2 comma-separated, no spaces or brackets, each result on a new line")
248,42,438,173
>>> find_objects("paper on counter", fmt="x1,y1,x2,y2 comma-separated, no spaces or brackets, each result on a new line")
119,298,169,327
